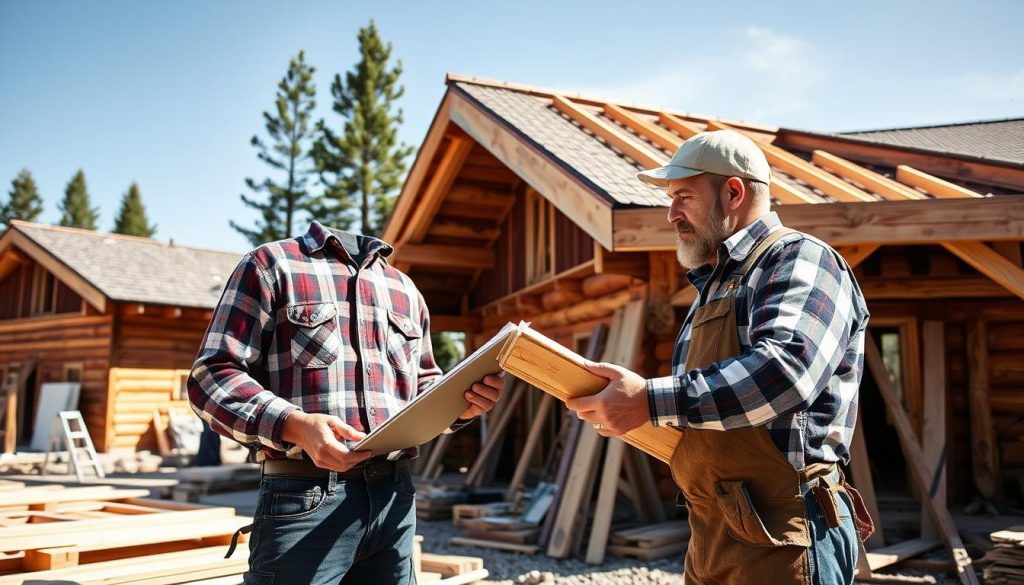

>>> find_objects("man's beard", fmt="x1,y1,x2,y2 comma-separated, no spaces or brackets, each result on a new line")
675,200,732,269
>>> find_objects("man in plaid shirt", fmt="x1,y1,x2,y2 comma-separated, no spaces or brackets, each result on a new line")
567,131,870,584
188,221,503,584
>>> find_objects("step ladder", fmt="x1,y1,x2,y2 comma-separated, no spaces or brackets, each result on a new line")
42,410,105,482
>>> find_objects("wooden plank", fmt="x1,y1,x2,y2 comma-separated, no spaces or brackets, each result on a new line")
629,448,667,523
464,381,526,487
965,321,1004,503
864,336,980,584
612,196,1024,251
603,104,680,152
393,243,495,270
866,538,942,571
942,240,1024,301
896,165,984,199
427,219,501,241
658,113,701,139
450,536,538,554
704,120,876,203
2,486,151,508
585,437,625,564
551,95,665,168
835,244,880,269
401,136,474,245
812,150,927,200
505,393,555,501
920,320,946,539
449,91,615,250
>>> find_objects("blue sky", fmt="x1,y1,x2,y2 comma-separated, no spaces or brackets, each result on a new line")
2,0,1021,253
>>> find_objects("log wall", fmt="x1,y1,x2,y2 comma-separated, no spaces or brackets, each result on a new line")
106,367,191,451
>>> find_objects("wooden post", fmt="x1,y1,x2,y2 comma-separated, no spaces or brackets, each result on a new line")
920,321,947,539
585,437,626,564
965,321,1003,504
505,393,555,501
849,410,884,549
864,336,979,585
464,381,526,487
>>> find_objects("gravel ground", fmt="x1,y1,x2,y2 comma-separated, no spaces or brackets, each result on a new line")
417,520,957,585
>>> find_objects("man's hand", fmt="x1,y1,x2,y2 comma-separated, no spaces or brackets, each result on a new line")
565,361,649,436
281,411,373,472
458,374,505,420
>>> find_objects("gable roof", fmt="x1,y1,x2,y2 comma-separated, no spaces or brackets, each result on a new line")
1,221,243,310
841,117,1024,166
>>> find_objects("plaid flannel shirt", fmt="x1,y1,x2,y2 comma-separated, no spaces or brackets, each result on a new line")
187,221,460,460
647,213,870,469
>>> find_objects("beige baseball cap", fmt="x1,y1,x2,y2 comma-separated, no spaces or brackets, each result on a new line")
637,129,772,187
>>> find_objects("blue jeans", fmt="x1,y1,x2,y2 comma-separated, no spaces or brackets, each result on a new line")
244,468,417,585
804,475,859,585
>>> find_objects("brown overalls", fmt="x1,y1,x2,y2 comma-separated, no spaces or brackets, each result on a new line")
669,228,873,585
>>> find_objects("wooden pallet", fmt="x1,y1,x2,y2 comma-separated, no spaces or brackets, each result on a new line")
607,521,689,561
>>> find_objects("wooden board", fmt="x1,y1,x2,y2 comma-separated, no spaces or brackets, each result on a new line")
498,323,681,463
450,536,539,554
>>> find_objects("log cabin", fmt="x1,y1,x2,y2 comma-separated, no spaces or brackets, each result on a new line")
383,74,1024,512
0,221,241,452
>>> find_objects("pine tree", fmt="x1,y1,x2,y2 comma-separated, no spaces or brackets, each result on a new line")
58,170,99,230
1,169,45,227
112,182,157,237
230,51,320,247
314,20,414,237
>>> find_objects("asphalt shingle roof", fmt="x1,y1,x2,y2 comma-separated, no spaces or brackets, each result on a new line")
14,222,243,309
455,82,670,207
842,118,1024,165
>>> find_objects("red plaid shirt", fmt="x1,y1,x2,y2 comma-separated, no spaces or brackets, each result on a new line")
187,221,447,460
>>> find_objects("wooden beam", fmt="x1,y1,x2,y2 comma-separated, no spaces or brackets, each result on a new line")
658,113,701,139
426,220,500,241
835,244,880,269
585,437,626,564
383,94,453,243
942,240,1024,301
704,120,877,203
446,184,516,208
392,243,494,270
402,136,475,244
770,178,822,205
603,104,680,152
612,197,1024,251
505,393,554,501
858,275,1012,300
849,409,884,549
551,95,666,168
0,229,106,312
896,165,984,199
864,337,979,585
965,321,1003,503
920,321,946,539
775,128,1024,192
449,91,615,249
812,150,927,201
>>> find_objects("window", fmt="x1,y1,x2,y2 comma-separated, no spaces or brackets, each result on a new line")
30,265,56,316
525,189,555,284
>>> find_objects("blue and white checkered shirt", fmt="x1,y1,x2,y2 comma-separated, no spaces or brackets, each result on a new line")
646,212,870,469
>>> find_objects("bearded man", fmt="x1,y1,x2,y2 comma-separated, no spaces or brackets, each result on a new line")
566,130,873,585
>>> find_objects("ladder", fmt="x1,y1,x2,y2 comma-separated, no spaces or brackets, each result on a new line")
42,410,105,482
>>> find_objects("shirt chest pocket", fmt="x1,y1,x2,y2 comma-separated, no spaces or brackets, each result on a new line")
286,302,341,368
385,310,422,374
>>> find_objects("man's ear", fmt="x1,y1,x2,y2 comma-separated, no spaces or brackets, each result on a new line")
723,176,746,211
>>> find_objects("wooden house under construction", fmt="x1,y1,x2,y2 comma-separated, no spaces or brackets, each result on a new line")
0,221,241,452
383,74,1024,519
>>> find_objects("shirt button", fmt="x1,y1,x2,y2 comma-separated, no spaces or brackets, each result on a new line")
369,407,376,416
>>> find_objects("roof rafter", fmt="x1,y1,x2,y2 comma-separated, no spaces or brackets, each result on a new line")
941,240,1024,301
812,150,926,200
705,120,878,203
897,165,985,199
551,95,666,168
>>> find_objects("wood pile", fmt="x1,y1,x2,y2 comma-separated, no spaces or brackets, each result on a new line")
0,480,250,583
983,527,1024,584
608,521,689,561
171,463,261,502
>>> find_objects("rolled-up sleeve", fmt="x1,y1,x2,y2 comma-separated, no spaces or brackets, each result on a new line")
187,253,299,451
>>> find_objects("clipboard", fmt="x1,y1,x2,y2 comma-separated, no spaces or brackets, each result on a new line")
351,321,527,456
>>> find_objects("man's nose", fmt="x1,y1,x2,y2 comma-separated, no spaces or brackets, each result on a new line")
667,199,685,223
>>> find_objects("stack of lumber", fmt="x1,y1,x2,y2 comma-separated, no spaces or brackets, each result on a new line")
452,502,513,527
0,480,250,583
171,463,260,502
608,521,689,560
413,535,489,584
416,485,467,521
984,527,1024,584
